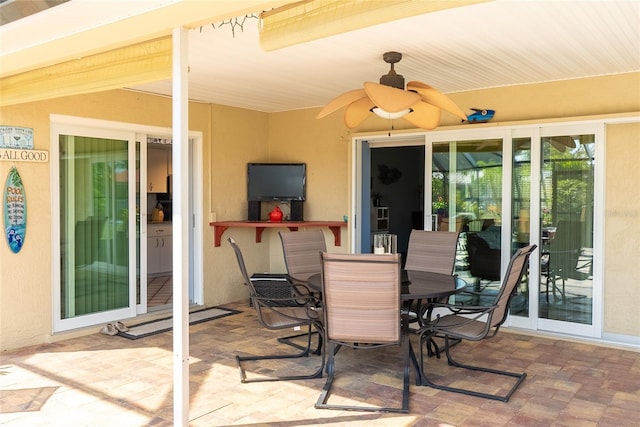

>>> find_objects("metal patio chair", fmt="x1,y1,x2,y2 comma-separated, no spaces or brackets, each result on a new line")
277,230,327,350
315,252,409,413
418,244,537,402
228,237,325,382
404,229,460,275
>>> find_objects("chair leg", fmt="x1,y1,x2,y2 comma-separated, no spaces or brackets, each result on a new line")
236,324,325,383
277,329,322,355
419,335,526,402
315,339,410,413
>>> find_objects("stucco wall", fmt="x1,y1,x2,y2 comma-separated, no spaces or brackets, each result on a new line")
1,72,639,351
0,89,273,349
604,122,640,337
204,103,271,307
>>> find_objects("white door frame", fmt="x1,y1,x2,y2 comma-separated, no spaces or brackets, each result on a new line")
50,114,203,332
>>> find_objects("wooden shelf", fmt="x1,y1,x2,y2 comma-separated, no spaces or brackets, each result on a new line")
209,220,347,247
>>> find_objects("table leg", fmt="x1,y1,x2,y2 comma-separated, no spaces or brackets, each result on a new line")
409,340,424,385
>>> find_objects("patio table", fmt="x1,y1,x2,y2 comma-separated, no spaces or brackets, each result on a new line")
307,270,466,385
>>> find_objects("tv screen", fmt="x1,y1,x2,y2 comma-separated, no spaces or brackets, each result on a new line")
247,163,306,201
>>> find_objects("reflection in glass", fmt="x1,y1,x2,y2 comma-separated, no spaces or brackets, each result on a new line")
539,134,594,325
431,139,504,304
510,138,532,317
59,135,130,318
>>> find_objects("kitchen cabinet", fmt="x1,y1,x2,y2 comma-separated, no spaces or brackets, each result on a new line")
148,146,171,193
148,224,172,275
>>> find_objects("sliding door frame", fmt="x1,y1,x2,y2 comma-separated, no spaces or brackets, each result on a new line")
51,114,203,332
351,119,612,338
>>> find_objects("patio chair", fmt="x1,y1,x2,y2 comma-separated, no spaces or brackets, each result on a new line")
418,244,537,402
404,230,460,325
277,230,327,350
404,229,460,275
315,252,409,413
228,237,325,383
279,230,326,286
541,220,583,303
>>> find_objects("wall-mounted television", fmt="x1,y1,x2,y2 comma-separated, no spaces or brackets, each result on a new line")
247,163,306,201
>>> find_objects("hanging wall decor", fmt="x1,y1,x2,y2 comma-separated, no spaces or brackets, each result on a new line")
0,126,33,149
1,126,48,163
4,166,26,253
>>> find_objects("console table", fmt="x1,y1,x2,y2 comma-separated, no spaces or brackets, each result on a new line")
209,220,347,247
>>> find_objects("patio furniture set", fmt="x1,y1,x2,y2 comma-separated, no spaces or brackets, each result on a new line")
228,229,536,413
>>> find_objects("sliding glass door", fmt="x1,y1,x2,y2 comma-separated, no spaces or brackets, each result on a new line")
54,128,138,330
428,136,507,305
355,123,603,338
538,132,596,328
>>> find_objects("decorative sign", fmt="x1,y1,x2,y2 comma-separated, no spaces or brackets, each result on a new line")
0,126,34,149
0,148,48,162
4,167,26,253
0,126,48,163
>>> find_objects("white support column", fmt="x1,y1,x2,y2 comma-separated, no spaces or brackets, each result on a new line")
172,26,189,427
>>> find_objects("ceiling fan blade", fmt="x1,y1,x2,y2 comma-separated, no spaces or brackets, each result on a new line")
364,82,420,113
402,101,440,130
316,89,367,119
343,97,375,128
407,81,467,121
549,139,567,152
549,136,576,149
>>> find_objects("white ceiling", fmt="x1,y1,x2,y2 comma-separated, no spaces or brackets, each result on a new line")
128,1,640,114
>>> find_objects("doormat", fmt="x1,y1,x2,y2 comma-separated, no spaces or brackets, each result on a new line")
117,307,240,340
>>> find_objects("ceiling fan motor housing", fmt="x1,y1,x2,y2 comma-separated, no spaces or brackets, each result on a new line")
380,51,405,89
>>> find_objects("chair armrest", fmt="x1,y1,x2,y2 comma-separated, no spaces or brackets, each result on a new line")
427,302,497,320
425,303,498,329
420,304,497,333
429,301,497,313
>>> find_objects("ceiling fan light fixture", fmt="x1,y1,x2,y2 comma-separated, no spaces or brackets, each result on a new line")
317,51,467,130
371,107,411,119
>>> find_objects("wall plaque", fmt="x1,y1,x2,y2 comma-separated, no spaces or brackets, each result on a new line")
4,167,26,253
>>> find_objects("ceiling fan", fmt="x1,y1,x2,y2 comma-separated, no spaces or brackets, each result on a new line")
316,51,468,130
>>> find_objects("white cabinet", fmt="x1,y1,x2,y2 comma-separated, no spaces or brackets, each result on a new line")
148,146,171,193
148,224,172,275
370,206,390,249
371,206,389,232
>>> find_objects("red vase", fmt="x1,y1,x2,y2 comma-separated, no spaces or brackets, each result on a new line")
269,205,283,222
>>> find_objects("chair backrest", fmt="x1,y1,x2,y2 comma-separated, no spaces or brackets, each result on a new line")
320,252,401,344
279,230,327,282
404,230,460,275
549,220,582,278
228,237,252,286
489,244,537,328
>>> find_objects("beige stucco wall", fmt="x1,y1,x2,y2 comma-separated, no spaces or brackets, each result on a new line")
0,89,274,349
604,123,640,337
1,72,639,351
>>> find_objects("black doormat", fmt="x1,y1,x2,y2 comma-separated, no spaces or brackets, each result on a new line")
117,307,240,340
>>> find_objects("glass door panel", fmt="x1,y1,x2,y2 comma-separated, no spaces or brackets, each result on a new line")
539,134,595,325
510,137,533,317
431,139,503,301
59,134,136,324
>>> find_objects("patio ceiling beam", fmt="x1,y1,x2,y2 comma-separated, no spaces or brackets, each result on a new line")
0,36,172,107
0,0,294,79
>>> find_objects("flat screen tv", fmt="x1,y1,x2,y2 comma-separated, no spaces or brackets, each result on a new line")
247,163,306,201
